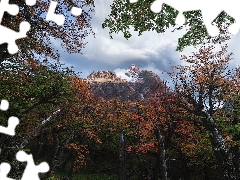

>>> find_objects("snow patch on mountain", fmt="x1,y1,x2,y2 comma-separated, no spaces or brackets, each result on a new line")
114,68,134,82
114,64,141,82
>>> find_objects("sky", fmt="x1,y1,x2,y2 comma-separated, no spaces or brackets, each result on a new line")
52,0,240,83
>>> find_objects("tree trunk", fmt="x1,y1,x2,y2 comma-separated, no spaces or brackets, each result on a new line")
35,132,47,159
206,115,239,180
51,129,60,171
20,109,61,149
119,130,127,180
45,129,60,179
56,130,75,170
154,126,167,180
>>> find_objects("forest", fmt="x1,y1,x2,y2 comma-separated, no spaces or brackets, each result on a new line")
1,44,239,180
0,0,239,180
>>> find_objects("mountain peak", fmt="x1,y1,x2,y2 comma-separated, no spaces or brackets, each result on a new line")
129,64,140,74
87,66,166,102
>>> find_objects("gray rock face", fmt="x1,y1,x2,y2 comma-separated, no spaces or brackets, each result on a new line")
86,69,165,102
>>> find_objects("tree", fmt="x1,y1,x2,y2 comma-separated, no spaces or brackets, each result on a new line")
1,0,95,63
168,44,239,179
0,58,77,178
102,0,234,51
37,76,100,178
0,67,105,179
132,84,196,179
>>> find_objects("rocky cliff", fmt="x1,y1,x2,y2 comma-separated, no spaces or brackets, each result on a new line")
86,65,166,102
86,70,127,83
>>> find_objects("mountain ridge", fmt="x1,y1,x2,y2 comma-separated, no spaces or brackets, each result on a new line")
85,65,166,102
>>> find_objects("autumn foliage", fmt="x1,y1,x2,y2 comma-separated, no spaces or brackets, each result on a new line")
0,44,240,179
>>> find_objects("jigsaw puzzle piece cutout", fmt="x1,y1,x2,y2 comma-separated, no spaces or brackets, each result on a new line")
0,116,19,136
0,21,30,54
0,0,19,22
150,0,186,24
0,0,31,54
151,0,222,36
129,0,138,3
0,162,15,180
46,1,65,25
130,0,222,37
228,17,240,35
0,99,9,111
16,151,49,180
175,12,186,25
71,7,82,16
25,0,37,6
201,8,221,37
223,1,240,35
0,99,19,136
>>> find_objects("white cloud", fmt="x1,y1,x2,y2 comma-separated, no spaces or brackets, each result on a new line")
56,0,240,79
79,0,188,67
143,63,162,75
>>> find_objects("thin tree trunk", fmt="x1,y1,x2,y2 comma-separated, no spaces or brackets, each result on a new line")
44,129,60,179
35,131,47,159
154,126,167,180
20,109,60,149
50,129,60,171
57,130,75,170
119,130,127,180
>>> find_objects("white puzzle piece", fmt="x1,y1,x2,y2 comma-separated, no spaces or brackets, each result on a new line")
0,0,36,54
0,100,19,136
0,99,9,111
46,1,65,25
0,0,82,54
0,163,15,180
71,6,82,16
16,151,49,180
0,116,19,136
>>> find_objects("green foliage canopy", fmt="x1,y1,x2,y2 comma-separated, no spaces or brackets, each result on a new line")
102,0,235,51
